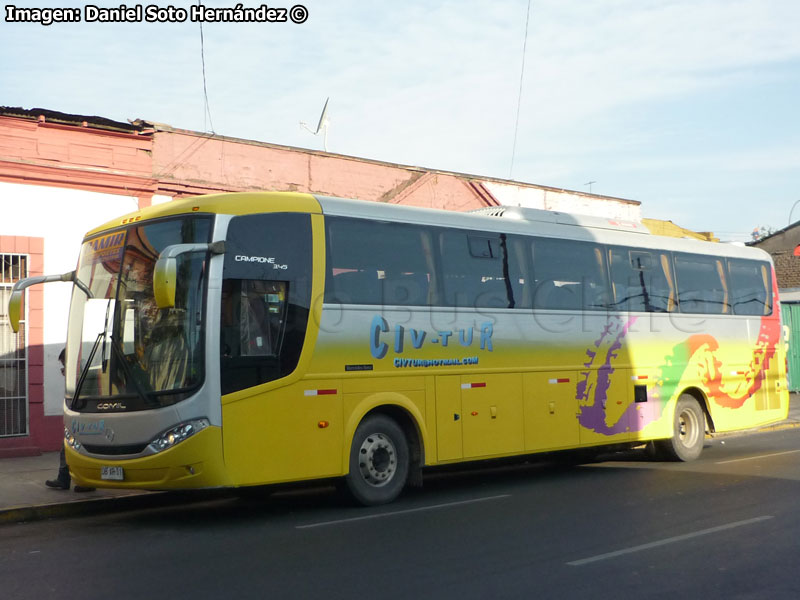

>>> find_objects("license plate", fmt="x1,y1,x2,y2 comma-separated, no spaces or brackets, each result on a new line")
101,466,124,481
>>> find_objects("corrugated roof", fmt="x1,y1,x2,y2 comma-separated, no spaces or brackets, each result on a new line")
0,106,143,134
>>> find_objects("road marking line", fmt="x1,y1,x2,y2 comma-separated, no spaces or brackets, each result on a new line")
296,494,511,529
567,516,773,566
716,449,800,465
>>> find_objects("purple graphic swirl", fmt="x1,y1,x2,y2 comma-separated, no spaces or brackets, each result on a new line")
576,316,647,435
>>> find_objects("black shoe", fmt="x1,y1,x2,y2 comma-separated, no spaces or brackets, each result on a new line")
45,479,69,490
73,486,96,493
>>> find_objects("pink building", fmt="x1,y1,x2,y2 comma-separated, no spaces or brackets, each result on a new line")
0,106,640,456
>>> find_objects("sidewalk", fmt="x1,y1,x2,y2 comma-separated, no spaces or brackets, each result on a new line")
2,395,799,524
0,452,154,523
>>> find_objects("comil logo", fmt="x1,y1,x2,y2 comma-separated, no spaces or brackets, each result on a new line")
97,402,127,411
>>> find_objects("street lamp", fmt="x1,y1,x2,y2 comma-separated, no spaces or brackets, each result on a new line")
584,181,596,193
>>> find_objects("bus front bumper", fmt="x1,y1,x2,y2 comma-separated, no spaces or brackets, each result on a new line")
65,426,230,490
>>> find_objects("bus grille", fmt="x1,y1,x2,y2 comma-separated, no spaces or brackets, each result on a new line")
83,443,148,456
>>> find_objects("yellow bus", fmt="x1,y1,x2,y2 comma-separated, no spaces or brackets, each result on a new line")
8,192,789,505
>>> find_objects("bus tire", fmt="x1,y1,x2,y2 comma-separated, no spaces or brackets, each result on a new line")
344,414,409,506
655,394,705,462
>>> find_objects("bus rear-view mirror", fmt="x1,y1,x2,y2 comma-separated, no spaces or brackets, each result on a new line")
153,242,225,309
153,253,178,309
6,272,76,333
7,289,23,334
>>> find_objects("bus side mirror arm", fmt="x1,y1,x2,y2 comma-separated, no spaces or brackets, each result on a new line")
7,271,81,334
153,241,225,309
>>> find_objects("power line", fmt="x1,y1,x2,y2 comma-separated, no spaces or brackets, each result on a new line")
198,2,214,133
509,0,532,180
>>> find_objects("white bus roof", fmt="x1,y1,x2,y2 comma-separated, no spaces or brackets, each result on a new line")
315,195,771,263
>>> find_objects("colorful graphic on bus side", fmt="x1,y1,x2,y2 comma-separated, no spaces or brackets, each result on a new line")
577,311,781,436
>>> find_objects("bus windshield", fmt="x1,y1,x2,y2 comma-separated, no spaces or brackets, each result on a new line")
65,216,213,412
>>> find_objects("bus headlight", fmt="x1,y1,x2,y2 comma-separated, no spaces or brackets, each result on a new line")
64,427,81,451
148,419,210,454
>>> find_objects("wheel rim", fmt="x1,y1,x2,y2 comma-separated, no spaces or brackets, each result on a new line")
678,406,700,449
357,432,397,488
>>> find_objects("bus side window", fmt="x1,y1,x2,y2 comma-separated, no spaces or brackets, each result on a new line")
438,231,518,308
608,248,674,312
674,254,730,314
532,238,609,311
325,218,434,306
728,259,772,315
221,212,312,395
221,279,288,358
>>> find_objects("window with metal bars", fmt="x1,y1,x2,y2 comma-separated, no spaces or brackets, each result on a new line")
0,254,28,436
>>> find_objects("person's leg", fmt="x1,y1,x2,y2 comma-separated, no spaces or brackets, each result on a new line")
45,446,70,489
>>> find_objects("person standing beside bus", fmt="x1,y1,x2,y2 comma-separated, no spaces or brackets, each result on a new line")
45,349,94,492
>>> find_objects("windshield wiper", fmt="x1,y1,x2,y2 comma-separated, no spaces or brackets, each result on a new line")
71,331,104,410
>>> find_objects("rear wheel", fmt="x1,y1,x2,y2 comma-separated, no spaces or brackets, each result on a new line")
654,394,706,461
344,415,409,506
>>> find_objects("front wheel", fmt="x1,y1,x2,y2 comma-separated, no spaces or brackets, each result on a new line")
654,394,706,462
344,415,409,506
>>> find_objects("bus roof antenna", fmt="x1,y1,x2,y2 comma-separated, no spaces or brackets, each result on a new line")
300,97,330,152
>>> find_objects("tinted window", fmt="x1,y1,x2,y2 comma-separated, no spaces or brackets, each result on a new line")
608,248,675,312
222,280,288,358
325,218,434,306
674,254,729,314
728,259,772,315
221,213,312,394
438,231,522,308
532,238,609,311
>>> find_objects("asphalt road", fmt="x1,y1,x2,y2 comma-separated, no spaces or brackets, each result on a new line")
3,429,800,600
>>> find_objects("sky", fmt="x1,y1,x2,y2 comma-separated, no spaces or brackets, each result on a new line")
2,0,799,242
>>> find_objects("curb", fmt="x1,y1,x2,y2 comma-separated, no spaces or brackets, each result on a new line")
0,489,233,526
709,420,800,440
753,421,800,434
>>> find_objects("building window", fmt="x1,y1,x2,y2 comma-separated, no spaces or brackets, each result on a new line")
0,254,27,437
